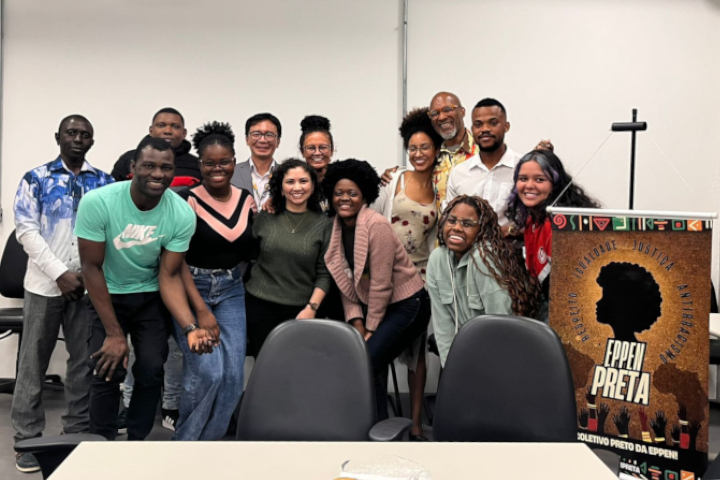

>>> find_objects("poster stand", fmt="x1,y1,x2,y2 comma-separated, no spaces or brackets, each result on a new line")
611,109,647,210
547,206,715,480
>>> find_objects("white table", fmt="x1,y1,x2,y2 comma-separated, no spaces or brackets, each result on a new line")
50,441,617,480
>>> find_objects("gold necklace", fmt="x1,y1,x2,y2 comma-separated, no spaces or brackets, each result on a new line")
285,211,309,234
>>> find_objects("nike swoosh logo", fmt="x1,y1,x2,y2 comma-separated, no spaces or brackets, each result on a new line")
113,235,160,250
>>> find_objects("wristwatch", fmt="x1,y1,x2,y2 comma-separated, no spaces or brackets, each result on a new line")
182,324,198,336
307,302,319,312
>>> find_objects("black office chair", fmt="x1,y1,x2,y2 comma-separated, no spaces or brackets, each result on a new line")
708,284,719,364
704,454,720,480
14,434,106,478
0,229,28,393
236,319,411,441
433,314,577,442
0,229,63,394
421,333,440,426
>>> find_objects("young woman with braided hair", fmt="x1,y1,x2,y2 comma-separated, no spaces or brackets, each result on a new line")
426,195,540,366
173,121,256,440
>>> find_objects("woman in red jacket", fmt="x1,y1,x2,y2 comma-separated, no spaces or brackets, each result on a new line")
323,159,430,421
505,150,599,320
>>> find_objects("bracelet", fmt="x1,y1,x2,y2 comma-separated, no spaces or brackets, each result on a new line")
587,403,596,409
679,420,689,426
182,324,198,336
654,437,665,442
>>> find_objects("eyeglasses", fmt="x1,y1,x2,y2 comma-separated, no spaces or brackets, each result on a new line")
199,159,234,168
407,145,434,155
303,144,332,154
248,131,278,141
428,105,460,119
446,216,479,229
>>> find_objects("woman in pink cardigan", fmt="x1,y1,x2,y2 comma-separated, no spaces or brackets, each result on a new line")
323,159,430,421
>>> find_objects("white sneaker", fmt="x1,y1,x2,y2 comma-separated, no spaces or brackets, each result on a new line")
161,408,178,431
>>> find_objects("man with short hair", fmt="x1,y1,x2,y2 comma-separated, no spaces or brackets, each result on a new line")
382,92,478,210
111,107,202,186
231,113,282,207
112,107,197,432
75,137,214,440
12,115,113,473
445,98,519,235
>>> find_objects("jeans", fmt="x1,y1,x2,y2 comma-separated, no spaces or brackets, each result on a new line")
122,336,183,410
12,292,90,443
172,265,247,441
365,289,430,420
88,292,170,441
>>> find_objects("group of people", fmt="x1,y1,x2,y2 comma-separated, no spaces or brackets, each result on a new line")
10,92,599,473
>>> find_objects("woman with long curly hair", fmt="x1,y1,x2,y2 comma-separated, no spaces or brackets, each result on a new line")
173,121,256,440
426,195,539,366
244,158,332,356
505,150,599,318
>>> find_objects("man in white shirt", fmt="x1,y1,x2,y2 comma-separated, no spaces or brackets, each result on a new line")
231,113,281,207
445,98,520,236
11,115,114,473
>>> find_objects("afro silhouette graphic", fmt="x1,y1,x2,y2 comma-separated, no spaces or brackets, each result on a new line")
595,262,662,342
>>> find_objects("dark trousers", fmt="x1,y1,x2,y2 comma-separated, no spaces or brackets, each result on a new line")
366,289,430,421
245,292,303,358
315,281,345,322
87,292,170,440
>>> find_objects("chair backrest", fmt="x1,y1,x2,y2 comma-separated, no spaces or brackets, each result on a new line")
236,319,376,441
0,229,28,299
14,433,106,479
433,314,577,442
705,453,720,480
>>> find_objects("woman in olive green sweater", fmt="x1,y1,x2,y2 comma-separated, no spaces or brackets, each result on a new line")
245,159,332,357
426,195,540,366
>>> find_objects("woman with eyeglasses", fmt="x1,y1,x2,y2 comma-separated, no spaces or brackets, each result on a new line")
370,107,441,441
426,195,540,367
173,122,256,440
296,115,348,322
299,115,334,211
323,159,430,421
245,159,332,356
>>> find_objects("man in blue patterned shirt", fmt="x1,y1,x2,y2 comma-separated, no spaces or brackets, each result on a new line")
11,115,113,473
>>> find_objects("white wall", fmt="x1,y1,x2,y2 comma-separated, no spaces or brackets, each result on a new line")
0,0,404,377
407,0,720,281
1,0,719,393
